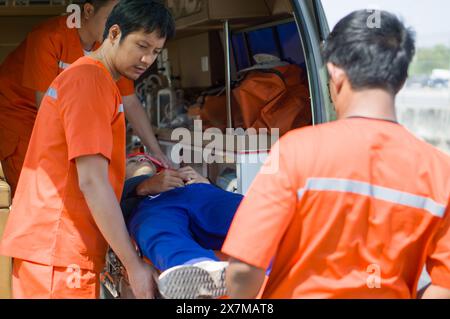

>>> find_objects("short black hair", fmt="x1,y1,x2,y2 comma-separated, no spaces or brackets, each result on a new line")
322,10,416,94
103,0,175,42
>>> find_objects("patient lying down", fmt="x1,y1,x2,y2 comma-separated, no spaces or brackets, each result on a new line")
122,154,243,299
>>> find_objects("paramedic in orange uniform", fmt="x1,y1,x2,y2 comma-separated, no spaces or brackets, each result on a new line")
222,10,450,299
0,0,170,197
0,0,175,299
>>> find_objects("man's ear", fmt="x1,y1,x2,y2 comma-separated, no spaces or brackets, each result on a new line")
327,62,346,95
108,25,122,44
83,3,95,20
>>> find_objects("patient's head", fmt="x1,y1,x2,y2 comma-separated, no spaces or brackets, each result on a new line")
126,154,157,179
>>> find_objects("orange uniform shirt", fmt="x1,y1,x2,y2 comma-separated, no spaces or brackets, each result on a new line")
222,118,450,299
0,56,126,272
0,15,134,138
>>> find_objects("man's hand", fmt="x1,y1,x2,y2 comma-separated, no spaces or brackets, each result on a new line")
122,94,171,168
179,166,210,185
152,152,172,169
136,169,185,196
127,259,159,299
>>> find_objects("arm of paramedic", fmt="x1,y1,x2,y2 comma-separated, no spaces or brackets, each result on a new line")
421,204,450,299
122,94,171,167
135,169,185,196
419,284,450,299
227,257,266,299
22,28,59,109
223,138,298,298
35,91,45,110
77,155,157,299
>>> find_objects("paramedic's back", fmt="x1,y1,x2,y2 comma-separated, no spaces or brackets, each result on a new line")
223,10,450,299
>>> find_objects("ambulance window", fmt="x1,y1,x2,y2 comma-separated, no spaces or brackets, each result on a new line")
321,0,450,155
277,22,305,65
232,21,306,71
247,28,279,58
232,34,251,71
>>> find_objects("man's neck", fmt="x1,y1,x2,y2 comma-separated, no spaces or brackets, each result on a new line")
337,89,398,122
77,21,95,51
90,45,120,81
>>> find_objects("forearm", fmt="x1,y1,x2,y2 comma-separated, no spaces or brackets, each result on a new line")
123,95,162,155
136,179,160,196
419,284,450,299
81,179,141,270
226,258,266,299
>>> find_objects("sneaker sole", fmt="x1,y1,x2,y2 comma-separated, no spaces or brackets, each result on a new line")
158,265,227,299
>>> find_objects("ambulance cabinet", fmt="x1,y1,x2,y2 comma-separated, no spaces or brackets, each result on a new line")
0,163,12,299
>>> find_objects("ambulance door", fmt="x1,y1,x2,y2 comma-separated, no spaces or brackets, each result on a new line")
291,0,335,125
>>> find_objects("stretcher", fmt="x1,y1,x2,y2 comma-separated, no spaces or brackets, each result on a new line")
100,153,168,298
100,248,135,299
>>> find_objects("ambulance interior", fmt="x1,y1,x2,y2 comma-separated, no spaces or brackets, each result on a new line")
0,0,333,298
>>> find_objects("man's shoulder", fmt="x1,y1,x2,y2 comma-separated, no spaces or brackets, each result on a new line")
28,16,68,41
278,121,338,149
55,58,115,89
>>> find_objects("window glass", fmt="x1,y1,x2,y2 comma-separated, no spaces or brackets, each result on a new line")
277,22,305,65
232,22,306,71
232,34,251,71
247,27,280,59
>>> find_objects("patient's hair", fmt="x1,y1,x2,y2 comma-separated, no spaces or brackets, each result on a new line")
321,10,416,94
103,0,175,42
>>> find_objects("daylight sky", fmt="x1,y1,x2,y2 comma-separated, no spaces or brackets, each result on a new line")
321,0,450,48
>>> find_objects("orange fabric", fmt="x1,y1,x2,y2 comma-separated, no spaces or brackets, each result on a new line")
0,56,126,272
233,65,311,136
200,94,243,131
0,16,134,191
0,132,29,196
222,118,450,299
12,259,99,299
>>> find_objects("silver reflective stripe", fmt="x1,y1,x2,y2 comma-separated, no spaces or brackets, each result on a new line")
58,61,71,69
118,104,124,113
46,87,57,99
297,178,446,218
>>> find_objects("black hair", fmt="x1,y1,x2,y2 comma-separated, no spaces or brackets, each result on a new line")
103,0,175,42
322,10,416,94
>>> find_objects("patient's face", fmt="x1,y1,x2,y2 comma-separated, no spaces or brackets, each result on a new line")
126,155,157,179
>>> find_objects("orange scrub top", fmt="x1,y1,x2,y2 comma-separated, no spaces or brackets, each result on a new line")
0,15,134,138
0,56,126,272
223,118,450,299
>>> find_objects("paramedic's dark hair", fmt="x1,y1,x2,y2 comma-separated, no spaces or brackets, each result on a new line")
103,0,175,42
321,10,416,94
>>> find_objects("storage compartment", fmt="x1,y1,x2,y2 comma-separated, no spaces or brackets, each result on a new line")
0,163,11,299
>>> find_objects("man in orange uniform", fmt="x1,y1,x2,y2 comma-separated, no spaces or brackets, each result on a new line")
0,0,175,299
0,0,170,197
223,10,450,299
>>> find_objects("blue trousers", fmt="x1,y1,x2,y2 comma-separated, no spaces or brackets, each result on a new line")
127,184,243,271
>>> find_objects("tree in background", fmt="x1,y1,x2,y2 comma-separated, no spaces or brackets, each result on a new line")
409,45,450,76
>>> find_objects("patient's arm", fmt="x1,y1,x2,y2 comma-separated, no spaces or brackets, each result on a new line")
135,170,185,196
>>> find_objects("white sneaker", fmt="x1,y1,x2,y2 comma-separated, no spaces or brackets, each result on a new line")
158,261,228,299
